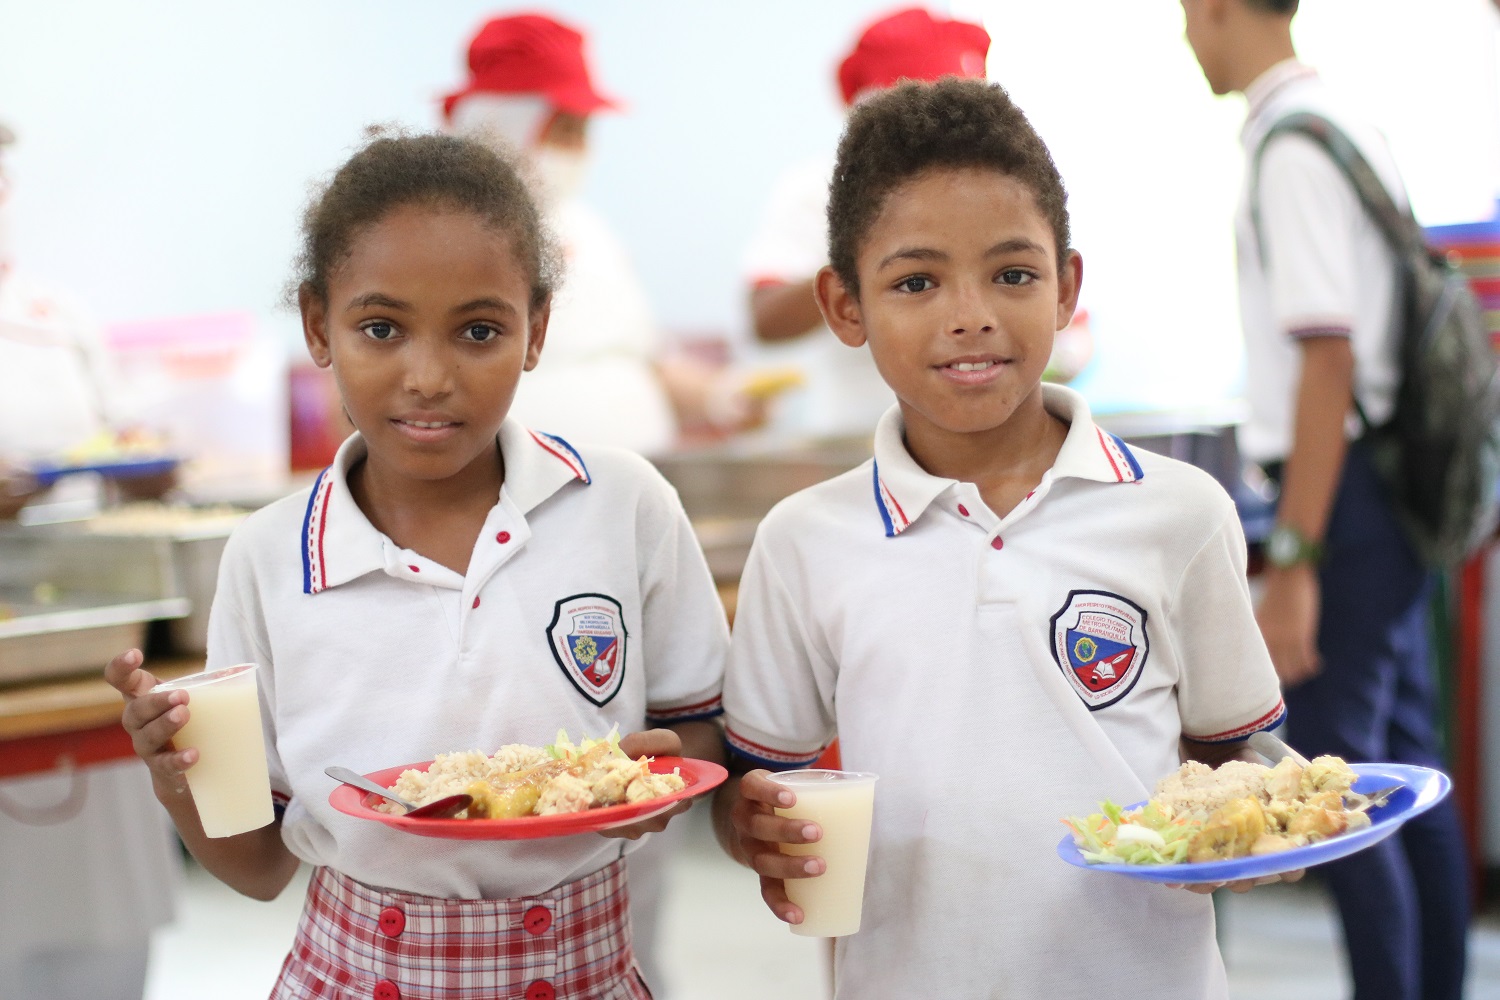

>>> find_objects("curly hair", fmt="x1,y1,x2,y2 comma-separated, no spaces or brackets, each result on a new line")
288,129,561,310
827,78,1070,296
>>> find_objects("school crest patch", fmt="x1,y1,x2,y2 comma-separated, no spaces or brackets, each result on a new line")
1049,590,1149,710
547,593,628,707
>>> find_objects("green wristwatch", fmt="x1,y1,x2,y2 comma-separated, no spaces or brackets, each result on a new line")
1265,524,1323,568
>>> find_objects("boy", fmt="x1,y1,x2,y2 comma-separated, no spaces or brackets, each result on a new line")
713,78,1288,998
1180,2,1469,997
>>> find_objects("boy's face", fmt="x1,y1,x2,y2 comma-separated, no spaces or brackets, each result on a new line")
818,167,1080,444
1181,0,1232,96
300,204,547,486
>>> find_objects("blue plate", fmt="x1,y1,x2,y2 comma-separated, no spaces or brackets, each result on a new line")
31,456,178,488
1056,762,1451,884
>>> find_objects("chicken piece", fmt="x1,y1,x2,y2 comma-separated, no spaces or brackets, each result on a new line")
1187,797,1267,862
1249,832,1300,856
1264,757,1304,803
465,779,541,819
585,757,650,806
1300,755,1357,797
1286,803,1349,841
536,773,596,815
626,771,686,804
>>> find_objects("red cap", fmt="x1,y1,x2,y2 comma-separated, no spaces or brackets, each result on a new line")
837,8,990,106
442,13,619,121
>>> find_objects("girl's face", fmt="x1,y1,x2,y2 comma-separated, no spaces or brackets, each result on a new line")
301,203,546,487
818,166,1080,445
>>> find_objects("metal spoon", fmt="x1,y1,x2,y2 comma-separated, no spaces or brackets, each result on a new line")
325,766,472,819
1247,730,1312,768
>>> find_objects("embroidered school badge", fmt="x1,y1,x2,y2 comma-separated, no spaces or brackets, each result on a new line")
1049,590,1149,710
547,593,628,706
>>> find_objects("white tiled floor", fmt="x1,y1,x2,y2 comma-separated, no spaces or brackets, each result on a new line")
145,806,1500,1000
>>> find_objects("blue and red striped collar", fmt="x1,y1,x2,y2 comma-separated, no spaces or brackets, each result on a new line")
871,384,1143,537
300,421,591,595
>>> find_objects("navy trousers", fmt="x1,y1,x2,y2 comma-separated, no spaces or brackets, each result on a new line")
1279,442,1470,1000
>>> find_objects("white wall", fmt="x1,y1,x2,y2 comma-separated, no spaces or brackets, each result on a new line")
4,0,1497,415
0,0,902,340
957,0,1500,413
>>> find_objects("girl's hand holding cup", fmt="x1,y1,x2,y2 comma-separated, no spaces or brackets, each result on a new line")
104,648,197,795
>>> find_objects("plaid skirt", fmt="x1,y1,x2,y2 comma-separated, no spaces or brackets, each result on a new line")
269,860,650,1000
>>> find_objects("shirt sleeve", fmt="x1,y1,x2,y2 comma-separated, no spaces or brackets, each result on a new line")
637,467,729,726
741,161,834,287
203,527,290,806
721,524,837,769
1256,133,1363,340
1171,507,1286,743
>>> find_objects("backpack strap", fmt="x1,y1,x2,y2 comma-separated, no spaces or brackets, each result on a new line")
1249,111,1424,266
1248,111,1417,432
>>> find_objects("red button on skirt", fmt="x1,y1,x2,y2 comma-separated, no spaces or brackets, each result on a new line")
377,906,405,937
374,979,401,1000
525,980,556,1000
523,905,553,935
991,536,1004,550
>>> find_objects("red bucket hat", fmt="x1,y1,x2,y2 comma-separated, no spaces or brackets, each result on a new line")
837,7,991,106
442,13,619,121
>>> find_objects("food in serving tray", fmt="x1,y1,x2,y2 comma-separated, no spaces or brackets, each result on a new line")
1063,755,1378,865
57,427,172,464
374,730,686,820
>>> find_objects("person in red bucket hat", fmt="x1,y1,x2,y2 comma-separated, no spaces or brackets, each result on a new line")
837,6,991,105
443,13,618,122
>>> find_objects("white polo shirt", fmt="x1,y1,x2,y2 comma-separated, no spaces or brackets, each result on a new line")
206,420,727,899
1236,60,1407,464
723,384,1284,999
742,156,894,439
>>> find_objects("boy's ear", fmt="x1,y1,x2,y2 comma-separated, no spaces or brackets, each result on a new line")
524,296,551,372
815,265,866,348
299,284,333,369
1055,250,1084,330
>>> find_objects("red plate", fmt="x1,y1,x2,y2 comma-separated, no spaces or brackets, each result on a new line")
328,756,729,840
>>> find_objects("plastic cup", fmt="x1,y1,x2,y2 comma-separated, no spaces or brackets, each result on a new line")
771,769,878,937
153,663,274,838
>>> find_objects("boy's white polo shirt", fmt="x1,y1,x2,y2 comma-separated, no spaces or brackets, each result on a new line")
723,384,1283,999
206,419,726,900
1235,59,1407,464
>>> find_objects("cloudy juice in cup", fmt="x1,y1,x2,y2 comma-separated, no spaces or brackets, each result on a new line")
155,663,273,838
772,769,878,937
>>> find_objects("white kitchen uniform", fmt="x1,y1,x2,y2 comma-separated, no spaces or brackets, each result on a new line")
742,157,893,440
1235,60,1406,465
206,420,725,898
0,271,180,1000
508,198,677,456
723,384,1285,999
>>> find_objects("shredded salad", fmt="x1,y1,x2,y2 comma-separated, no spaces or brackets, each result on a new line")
1063,800,1197,866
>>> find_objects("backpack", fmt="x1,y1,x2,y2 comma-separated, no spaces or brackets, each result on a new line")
1252,111,1500,568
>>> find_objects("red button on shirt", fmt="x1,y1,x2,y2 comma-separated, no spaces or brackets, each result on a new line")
472,596,481,609
377,906,405,937
496,531,511,544
525,981,556,1000
957,504,969,517
408,565,420,573
374,980,401,1000
523,905,553,935
991,536,1004,550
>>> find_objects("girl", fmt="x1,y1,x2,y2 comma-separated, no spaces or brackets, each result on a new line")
105,133,727,1000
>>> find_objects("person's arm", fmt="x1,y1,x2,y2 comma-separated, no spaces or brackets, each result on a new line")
104,648,300,901
749,279,824,343
1257,337,1354,685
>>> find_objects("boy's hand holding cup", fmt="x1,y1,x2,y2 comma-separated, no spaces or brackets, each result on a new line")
732,767,878,936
